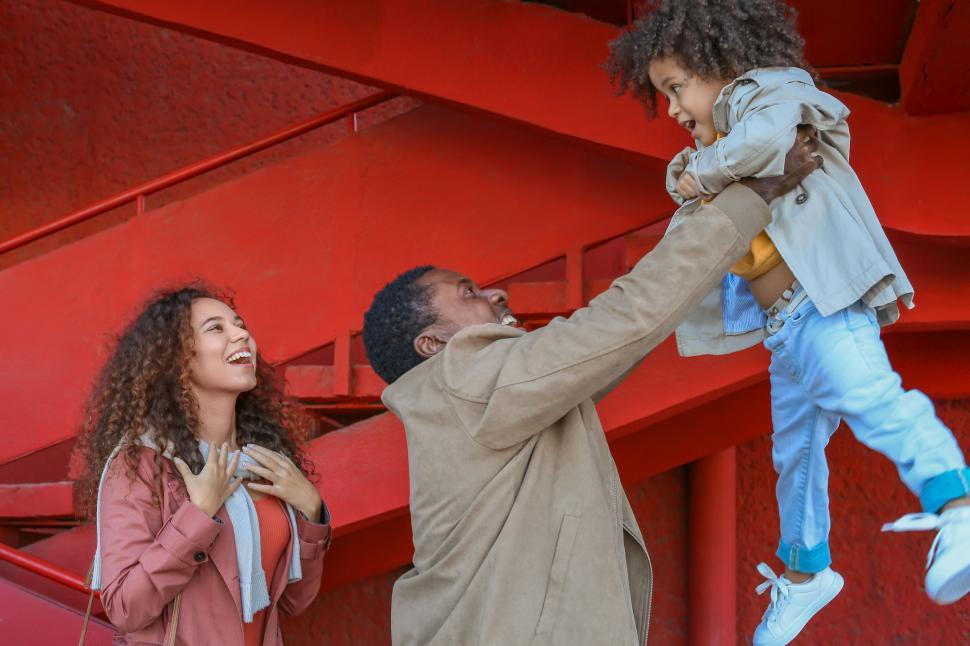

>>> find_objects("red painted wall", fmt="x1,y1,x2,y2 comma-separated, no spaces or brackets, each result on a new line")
0,0,416,269
739,398,970,644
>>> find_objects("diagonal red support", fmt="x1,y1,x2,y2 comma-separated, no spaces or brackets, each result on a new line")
899,0,970,115
79,0,970,241
0,104,669,468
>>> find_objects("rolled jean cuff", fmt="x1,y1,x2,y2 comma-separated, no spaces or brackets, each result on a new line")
776,539,831,574
920,467,970,513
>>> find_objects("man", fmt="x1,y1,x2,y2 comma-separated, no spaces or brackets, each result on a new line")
362,131,821,645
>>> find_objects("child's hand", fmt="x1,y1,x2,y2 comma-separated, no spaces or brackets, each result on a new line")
676,172,700,200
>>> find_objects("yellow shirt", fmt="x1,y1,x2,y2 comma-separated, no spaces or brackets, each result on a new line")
704,133,782,280
730,231,782,280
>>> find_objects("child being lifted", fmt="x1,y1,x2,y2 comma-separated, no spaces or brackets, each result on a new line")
607,1,970,644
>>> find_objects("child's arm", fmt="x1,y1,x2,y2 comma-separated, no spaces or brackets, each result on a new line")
683,81,847,198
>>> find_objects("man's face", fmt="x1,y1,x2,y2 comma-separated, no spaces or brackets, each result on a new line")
413,269,518,358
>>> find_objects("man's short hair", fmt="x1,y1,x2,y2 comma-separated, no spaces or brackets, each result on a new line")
363,265,437,384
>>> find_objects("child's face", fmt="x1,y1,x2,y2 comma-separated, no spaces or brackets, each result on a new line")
648,57,728,146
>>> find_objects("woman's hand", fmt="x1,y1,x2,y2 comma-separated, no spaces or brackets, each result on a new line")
242,444,323,522
173,442,242,517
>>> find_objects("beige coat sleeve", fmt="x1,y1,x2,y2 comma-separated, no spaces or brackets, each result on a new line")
441,183,772,450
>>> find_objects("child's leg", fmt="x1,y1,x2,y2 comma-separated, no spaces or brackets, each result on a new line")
789,301,969,511
766,343,842,575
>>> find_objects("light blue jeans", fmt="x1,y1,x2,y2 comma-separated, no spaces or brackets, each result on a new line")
763,290,970,573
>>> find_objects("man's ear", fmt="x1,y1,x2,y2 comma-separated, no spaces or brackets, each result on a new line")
414,329,447,359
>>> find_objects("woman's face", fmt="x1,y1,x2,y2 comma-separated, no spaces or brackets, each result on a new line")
187,298,258,396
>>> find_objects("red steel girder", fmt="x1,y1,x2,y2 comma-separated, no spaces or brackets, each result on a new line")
0,482,75,520
7,330,967,598
0,577,114,645
303,329,970,591
899,0,970,115
0,104,668,468
79,0,970,240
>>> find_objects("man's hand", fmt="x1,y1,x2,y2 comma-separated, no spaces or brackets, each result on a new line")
740,125,822,205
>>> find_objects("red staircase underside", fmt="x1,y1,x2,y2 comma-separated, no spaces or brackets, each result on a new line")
0,103,669,468
0,575,114,645
3,0,968,611
81,0,970,240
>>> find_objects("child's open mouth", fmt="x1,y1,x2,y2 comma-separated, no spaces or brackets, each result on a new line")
682,120,696,136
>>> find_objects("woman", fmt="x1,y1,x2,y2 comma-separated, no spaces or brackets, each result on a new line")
76,285,331,645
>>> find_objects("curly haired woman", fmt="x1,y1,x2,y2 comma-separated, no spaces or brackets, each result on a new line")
75,286,331,645
608,1,970,644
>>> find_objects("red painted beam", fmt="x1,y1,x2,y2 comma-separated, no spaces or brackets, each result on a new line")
0,481,75,519
304,329,969,592
0,91,396,255
285,364,384,401
899,0,970,115
6,331,965,601
0,578,114,645
79,0,970,241
0,104,670,468
688,447,737,646
0,524,102,615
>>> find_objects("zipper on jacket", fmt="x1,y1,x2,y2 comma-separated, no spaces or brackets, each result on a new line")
642,549,653,646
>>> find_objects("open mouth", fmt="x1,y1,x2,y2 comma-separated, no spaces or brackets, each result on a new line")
501,313,519,327
226,350,254,366
682,119,696,136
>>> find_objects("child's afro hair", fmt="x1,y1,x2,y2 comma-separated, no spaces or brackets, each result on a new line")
606,0,811,116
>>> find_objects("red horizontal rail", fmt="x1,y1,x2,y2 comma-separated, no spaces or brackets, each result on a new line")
0,542,93,596
0,90,398,255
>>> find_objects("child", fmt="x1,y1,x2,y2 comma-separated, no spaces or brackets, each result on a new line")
607,1,970,644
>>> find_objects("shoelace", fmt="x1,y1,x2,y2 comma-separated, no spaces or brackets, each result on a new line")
881,512,946,570
755,562,791,623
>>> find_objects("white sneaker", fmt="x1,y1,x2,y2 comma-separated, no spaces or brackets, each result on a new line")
882,506,970,604
752,563,844,646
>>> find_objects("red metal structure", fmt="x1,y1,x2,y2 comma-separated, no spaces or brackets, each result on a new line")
1,1,968,643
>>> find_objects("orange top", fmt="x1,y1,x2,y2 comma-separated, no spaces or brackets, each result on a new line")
243,496,291,646
702,133,782,280
729,231,782,280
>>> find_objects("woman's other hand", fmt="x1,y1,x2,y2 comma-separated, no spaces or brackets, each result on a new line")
242,444,323,522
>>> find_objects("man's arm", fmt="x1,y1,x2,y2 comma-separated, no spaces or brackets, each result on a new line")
445,140,820,450
444,185,765,450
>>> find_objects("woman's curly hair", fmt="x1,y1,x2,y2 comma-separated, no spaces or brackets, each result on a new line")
75,284,313,517
606,0,811,116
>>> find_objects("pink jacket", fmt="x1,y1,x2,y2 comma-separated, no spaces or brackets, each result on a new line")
99,447,331,645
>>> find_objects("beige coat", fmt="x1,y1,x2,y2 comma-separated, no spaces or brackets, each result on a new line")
383,183,771,645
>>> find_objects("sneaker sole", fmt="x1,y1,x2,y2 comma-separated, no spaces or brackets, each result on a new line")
930,559,970,605
753,572,845,646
